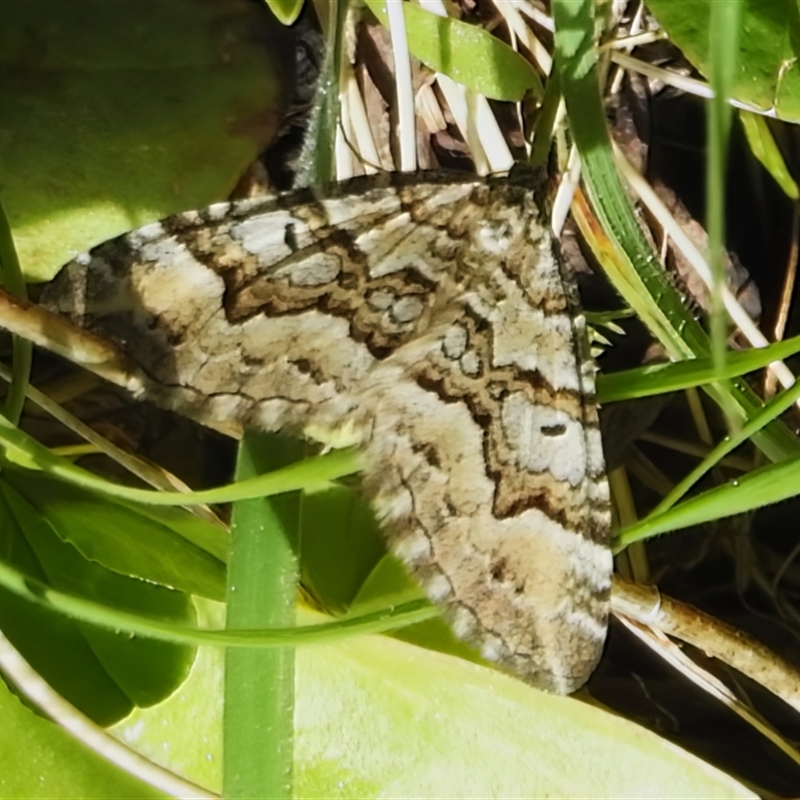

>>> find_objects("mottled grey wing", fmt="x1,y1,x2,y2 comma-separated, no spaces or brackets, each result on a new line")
43,176,612,693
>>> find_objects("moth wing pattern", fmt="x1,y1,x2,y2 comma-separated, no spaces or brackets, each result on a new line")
43,174,613,693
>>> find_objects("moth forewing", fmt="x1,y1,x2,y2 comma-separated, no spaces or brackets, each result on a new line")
40,175,612,693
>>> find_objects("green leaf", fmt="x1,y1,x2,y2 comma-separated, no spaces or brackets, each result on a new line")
647,0,800,122
300,483,386,613
739,109,800,199
0,0,289,281
0,490,132,725
224,433,300,799
0,481,195,724
364,0,541,101
597,334,800,403
294,628,755,797
0,678,163,799
1,468,227,601
265,0,305,26
113,603,756,798
616,449,800,549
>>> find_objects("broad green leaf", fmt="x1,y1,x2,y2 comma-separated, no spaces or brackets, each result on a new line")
0,488,132,725
121,500,229,565
0,481,195,724
114,603,756,798
294,632,754,797
111,599,227,793
363,0,541,101
1,468,226,601
0,678,162,799
0,0,289,281
647,0,800,121
266,0,305,26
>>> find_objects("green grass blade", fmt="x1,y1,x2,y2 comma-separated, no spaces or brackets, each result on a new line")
529,65,562,167
552,0,799,463
294,0,345,187
647,377,800,519
0,196,31,425
596,334,800,403
3,336,32,426
0,410,360,505
224,433,302,799
553,0,710,357
615,449,800,550
706,0,742,390
0,554,437,647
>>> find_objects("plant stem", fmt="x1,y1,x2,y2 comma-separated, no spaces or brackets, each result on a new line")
223,432,304,799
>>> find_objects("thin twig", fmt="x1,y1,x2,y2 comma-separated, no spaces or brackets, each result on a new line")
0,361,226,529
765,203,800,398
612,575,800,717
616,615,800,768
0,288,142,394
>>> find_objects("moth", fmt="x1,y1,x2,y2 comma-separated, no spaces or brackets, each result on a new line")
37,173,612,694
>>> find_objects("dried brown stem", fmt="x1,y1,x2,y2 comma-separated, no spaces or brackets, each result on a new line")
612,575,800,716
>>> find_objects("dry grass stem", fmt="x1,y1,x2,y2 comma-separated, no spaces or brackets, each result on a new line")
612,576,800,719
